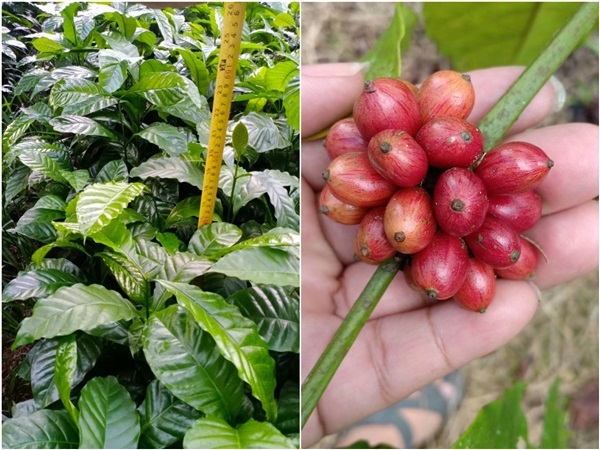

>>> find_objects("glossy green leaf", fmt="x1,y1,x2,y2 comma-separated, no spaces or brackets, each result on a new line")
216,228,299,257
49,115,117,138
18,146,70,185
274,381,299,436
13,195,67,243
38,258,82,277
3,116,35,147
103,31,139,58
154,9,174,44
62,169,89,192
96,160,129,183
138,380,203,449
238,112,290,152
76,181,145,236
283,76,299,132
32,37,63,53
128,72,187,107
273,12,296,29
179,48,209,95
210,248,299,287
254,170,299,230
362,3,417,79
97,251,150,304
187,223,242,259
228,286,299,353
4,164,31,203
130,157,204,189
54,334,79,424
137,122,194,156
14,283,139,348
453,382,529,448
164,196,200,229
3,268,81,302
265,61,298,92
2,410,79,449
98,60,128,93
50,79,117,116
423,2,583,71
144,305,244,422
158,281,278,422
218,166,267,215
156,231,182,254
232,121,249,157
78,376,141,449
183,417,295,449
541,379,570,449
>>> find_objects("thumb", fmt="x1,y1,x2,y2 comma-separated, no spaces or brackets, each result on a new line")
301,63,367,138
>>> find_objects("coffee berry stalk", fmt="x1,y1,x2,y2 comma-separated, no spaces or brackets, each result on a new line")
320,69,553,311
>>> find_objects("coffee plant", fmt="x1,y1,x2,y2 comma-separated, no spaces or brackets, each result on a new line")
2,2,299,448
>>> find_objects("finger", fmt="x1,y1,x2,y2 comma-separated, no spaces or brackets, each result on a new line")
302,280,538,446
302,140,331,192
502,123,599,215
467,66,562,134
524,200,598,290
301,63,366,137
301,178,343,315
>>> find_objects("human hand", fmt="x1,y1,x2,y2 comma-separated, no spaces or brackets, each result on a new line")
300,63,598,447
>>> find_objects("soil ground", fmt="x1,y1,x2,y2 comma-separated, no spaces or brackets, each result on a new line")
302,2,599,449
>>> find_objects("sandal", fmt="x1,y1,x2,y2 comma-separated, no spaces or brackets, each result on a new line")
335,370,466,449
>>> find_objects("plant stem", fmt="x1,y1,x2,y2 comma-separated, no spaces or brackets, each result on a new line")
228,162,239,223
301,257,400,428
300,1,598,430
478,2,599,151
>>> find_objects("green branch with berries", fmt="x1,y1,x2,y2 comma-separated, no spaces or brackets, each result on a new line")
301,1,598,430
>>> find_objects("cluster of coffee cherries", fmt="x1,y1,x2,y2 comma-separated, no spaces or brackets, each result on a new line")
320,70,554,313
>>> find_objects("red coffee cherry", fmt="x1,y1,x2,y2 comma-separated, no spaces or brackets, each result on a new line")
454,258,496,313
323,152,397,207
487,190,543,232
319,185,369,225
368,129,428,187
324,118,368,160
384,187,437,254
474,142,554,195
417,70,475,123
411,231,470,300
353,206,397,265
416,117,484,168
495,236,539,280
353,78,421,141
465,215,521,269
433,167,488,237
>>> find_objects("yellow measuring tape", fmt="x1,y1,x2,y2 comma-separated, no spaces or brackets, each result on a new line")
198,2,247,228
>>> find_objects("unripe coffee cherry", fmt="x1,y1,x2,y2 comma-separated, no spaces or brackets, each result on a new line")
368,129,428,187
416,117,484,168
465,215,522,268
417,70,475,123
487,190,543,232
323,152,397,207
353,206,397,265
353,78,421,141
433,167,488,237
411,232,469,300
454,258,496,313
324,118,368,160
474,142,554,195
384,187,437,254
495,236,539,280
319,185,369,225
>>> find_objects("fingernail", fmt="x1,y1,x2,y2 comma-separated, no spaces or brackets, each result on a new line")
527,280,543,304
550,75,566,112
303,62,369,78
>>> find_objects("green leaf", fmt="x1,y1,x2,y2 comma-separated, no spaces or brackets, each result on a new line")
78,376,141,449
210,248,299,287
54,334,79,424
273,12,296,29
228,286,299,353
183,417,295,449
274,381,299,437
2,410,79,449
179,48,209,95
13,195,67,243
158,281,278,422
99,60,128,93
187,223,243,259
154,9,174,44
3,116,35,147
3,268,81,302
164,196,200,229
156,232,182,254
541,379,570,449
76,181,146,236
284,76,299,132
423,3,583,71
128,72,187,107
18,145,71,185
97,251,150,304
232,121,249,158
138,380,202,449
143,305,244,422
254,170,299,230
265,61,298,92
130,157,204,189
50,79,117,116
49,115,117,138
62,169,89,192
96,160,129,183
216,228,299,257
137,122,194,156
32,37,64,53
362,3,417,79
453,382,529,448
4,164,31,203
238,112,290,152
14,284,139,348
102,31,139,58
